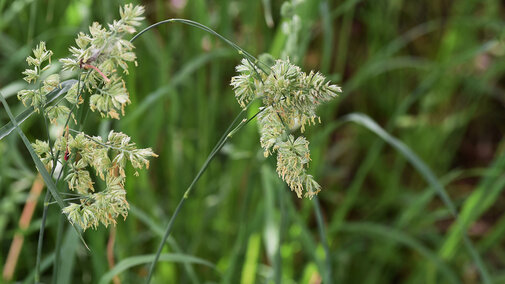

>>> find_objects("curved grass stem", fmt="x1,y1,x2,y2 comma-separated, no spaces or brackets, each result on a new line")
145,106,262,284
131,18,277,284
342,113,491,284
130,18,270,73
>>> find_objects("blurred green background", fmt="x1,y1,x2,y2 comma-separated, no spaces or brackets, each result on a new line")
1,0,505,283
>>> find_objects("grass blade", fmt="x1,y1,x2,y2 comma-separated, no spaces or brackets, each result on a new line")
0,90,88,252
335,222,459,284
0,91,65,208
52,214,65,284
99,253,217,284
56,226,79,284
241,233,261,284
129,206,200,284
342,112,491,284
440,154,505,258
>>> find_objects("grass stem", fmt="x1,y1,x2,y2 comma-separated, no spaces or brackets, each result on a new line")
35,191,51,283
51,214,65,284
313,196,332,283
145,106,260,283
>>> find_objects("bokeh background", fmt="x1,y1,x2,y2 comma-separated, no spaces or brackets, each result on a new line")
1,0,505,283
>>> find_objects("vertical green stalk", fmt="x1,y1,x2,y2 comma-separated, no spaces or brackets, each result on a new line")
335,2,354,76
52,214,65,284
313,196,332,283
35,191,51,283
341,113,491,284
35,87,56,283
274,184,285,284
27,0,37,43
130,19,270,73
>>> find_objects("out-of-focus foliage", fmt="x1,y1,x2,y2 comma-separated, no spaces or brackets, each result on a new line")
1,0,505,283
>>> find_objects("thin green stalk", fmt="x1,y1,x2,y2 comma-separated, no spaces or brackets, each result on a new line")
130,18,270,73
51,158,70,284
145,191,185,283
52,214,65,284
35,83,57,283
27,0,37,43
34,184,52,282
35,191,51,283
273,191,283,284
313,196,332,283
145,108,263,284
48,197,86,205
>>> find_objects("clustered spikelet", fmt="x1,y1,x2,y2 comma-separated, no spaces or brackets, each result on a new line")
231,59,341,198
59,3,144,119
276,135,321,197
17,4,156,231
54,130,156,230
17,42,60,115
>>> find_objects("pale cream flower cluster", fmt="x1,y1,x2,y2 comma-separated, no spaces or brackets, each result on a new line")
17,42,63,121
19,4,157,230
58,131,157,230
231,59,341,198
60,4,144,119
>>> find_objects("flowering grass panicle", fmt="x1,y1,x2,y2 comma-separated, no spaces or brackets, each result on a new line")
57,130,156,230
16,4,157,231
59,3,144,119
231,59,341,198
38,128,157,230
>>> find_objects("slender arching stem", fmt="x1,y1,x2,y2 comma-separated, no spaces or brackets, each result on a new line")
130,17,331,283
145,104,263,284
130,18,271,73
129,19,273,283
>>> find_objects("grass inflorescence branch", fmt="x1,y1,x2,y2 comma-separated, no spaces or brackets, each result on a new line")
13,4,158,233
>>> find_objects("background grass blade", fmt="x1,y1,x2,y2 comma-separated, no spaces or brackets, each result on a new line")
0,91,65,208
440,153,505,258
334,222,459,284
342,113,491,284
98,253,217,284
